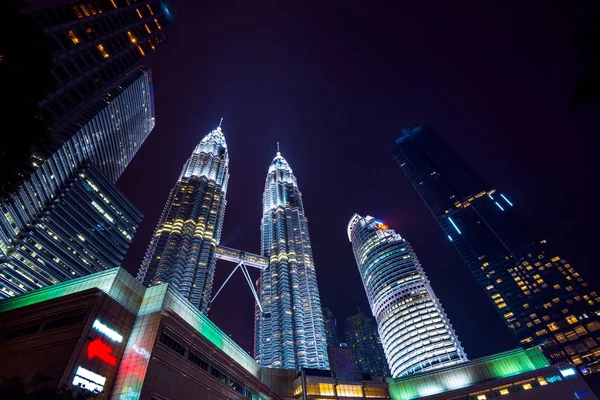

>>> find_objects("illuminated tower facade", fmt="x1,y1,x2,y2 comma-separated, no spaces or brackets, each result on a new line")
254,151,329,370
348,214,467,377
137,127,229,313
392,124,600,373
323,307,339,347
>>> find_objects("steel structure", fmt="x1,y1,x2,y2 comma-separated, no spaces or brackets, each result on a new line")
348,214,467,377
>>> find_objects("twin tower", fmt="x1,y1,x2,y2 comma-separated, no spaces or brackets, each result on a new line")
136,126,329,370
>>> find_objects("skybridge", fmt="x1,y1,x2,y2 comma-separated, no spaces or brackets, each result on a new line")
211,245,271,318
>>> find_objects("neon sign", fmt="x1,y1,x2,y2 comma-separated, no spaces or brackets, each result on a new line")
72,366,106,393
93,319,123,342
88,338,117,366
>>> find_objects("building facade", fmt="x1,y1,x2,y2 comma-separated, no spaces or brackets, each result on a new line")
137,127,229,313
0,268,281,400
0,68,153,299
323,307,339,347
348,214,467,378
254,151,329,370
392,124,600,373
22,0,169,132
344,311,390,378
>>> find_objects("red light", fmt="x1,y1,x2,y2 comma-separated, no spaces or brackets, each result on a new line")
87,339,117,366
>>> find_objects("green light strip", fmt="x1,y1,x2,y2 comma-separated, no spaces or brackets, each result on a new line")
0,267,261,377
387,348,550,400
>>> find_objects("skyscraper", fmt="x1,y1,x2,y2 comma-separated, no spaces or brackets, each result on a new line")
21,0,169,131
323,307,339,347
137,126,229,313
254,150,329,370
393,124,600,373
348,214,467,377
343,311,390,377
0,68,154,298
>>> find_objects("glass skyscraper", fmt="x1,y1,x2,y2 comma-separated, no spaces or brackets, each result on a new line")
0,68,153,298
137,127,229,314
343,311,390,377
393,124,600,373
348,214,467,377
323,307,339,347
254,151,329,370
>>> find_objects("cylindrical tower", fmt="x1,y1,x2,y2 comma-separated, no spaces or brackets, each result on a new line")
347,214,467,377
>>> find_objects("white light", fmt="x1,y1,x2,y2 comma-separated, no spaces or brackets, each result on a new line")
500,194,513,206
75,366,106,385
93,319,123,342
448,217,462,234
560,367,577,377
72,376,103,393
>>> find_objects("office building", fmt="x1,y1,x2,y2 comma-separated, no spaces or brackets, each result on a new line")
344,311,390,377
393,124,600,373
137,126,229,313
22,0,169,132
254,150,329,370
348,214,467,377
323,307,339,347
0,68,153,298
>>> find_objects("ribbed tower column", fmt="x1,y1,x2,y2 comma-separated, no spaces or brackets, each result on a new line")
348,214,467,377
137,127,229,313
254,151,329,370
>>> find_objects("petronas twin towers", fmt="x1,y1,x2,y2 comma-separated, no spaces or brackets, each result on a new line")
137,125,329,370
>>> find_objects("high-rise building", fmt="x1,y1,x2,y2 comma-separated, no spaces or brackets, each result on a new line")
323,307,339,347
343,311,390,378
254,151,329,370
392,124,600,373
1,164,141,298
0,68,154,298
137,127,229,313
21,0,169,132
348,214,467,378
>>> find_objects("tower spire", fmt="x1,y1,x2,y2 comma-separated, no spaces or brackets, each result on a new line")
218,117,223,128
277,142,280,155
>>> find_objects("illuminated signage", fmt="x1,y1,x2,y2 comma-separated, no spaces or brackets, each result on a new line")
375,221,388,231
546,375,562,383
560,367,576,378
72,366,106,393
93,319,123,342
88,339,117,366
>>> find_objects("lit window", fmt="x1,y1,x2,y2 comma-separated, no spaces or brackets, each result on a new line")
522,383,532,390
137,45,145,56
136,8,143,18
110,0,117,8
146,4,154,14
68,30,80,44
144,23,151,33
499,389,509,395
127,31,137,43
97,44,109,58
154,17,162,29
566,315,578,324
477,395,486,400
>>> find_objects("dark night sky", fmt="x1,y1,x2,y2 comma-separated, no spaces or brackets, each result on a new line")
117,0,599,359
